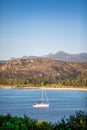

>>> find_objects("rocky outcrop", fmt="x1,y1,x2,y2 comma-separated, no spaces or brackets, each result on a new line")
0,58,87,80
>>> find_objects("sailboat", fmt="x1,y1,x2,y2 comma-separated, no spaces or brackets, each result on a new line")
33,84,49,108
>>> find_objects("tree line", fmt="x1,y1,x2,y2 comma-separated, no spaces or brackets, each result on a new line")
0,74,87,88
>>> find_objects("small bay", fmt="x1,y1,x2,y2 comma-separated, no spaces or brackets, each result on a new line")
0,89,87,123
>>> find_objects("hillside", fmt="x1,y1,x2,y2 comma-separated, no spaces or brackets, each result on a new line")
0,58,87,87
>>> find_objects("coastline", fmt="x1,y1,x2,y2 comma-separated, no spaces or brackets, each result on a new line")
41,87,87,91
0,85,87,91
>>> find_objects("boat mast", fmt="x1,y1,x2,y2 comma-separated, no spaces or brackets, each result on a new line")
42,82,44,101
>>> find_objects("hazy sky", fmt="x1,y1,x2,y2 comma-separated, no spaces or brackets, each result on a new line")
0,0,87,60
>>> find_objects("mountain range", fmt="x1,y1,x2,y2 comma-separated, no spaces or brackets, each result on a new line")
46,51,87,62
21,51,87,62
0,51,87,63
11,51,87,62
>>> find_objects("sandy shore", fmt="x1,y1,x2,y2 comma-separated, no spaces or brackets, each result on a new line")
41,87,87,91
0,85,87,91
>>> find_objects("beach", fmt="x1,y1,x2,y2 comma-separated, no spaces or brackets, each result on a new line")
0,85,87,91
41,87,87,91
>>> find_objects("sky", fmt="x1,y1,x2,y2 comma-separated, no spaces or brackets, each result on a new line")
0,0,87,60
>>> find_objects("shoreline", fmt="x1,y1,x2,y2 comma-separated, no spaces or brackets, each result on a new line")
41,87,87,91
0,85,87,91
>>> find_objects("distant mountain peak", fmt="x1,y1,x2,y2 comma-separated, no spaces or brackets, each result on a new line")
57,51,66,54
46,51,87,62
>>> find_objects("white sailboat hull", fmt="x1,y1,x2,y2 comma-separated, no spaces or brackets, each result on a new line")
33,103,49,108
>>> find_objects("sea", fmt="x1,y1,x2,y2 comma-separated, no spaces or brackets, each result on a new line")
0,89,87,123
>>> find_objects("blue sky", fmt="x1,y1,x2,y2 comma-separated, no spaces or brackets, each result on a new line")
0,0,87,60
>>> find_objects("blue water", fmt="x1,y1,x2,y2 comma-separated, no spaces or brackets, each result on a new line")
0,89,87,123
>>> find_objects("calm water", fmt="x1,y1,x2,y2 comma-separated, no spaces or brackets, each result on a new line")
0,89,87,123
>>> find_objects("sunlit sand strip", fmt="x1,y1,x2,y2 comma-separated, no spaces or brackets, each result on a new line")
0,85,87,91
41,87,87,91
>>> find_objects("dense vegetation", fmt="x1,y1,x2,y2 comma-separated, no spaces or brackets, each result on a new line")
0,74,87,88
0,111,87,130
0,58,87,88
